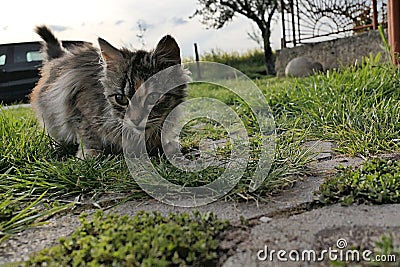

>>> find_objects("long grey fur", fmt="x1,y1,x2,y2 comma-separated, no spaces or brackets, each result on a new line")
35,25,65,60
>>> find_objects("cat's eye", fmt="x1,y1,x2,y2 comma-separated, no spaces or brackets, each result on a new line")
145,92,161,106
114,94,129,106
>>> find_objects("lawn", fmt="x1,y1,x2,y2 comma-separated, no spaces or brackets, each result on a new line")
1,51,400,265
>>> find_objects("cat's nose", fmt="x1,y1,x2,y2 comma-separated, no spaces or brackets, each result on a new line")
126,105,145,127
130,114,142,126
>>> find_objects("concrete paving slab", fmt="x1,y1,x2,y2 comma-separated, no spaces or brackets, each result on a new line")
222,204,400,267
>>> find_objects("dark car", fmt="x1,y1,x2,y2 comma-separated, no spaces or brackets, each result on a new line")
0,41,86,104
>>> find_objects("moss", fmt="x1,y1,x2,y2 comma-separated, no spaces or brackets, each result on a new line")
318,158,400,205
25,210,229,267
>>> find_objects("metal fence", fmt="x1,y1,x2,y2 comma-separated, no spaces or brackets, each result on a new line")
280,0,388,48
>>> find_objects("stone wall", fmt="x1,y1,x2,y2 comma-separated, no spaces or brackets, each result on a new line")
275,30,388,77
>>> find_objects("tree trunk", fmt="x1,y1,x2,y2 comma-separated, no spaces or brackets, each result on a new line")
262,28,275,75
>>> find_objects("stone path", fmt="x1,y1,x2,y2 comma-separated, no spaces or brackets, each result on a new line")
1,142,399,266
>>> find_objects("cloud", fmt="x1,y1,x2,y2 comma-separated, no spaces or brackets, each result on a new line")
49,25,70,32
170,17,188,26
115,20,125,26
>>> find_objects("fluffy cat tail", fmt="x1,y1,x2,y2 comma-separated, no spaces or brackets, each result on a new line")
35,25,65,60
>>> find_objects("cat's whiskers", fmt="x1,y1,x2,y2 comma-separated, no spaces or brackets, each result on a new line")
102,120,125,144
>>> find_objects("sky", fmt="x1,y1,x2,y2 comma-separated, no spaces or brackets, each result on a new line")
0,0,283,57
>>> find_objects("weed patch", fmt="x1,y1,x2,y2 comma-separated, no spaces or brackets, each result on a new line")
25,211,229,267
318,158,400,205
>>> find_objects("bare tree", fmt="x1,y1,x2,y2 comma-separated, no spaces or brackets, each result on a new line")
192,0,279,75
136,20,147,48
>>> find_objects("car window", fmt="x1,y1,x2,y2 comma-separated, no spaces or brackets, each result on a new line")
13,44,42,63
26,51,42,62
0,54,5,66
0,46,6,66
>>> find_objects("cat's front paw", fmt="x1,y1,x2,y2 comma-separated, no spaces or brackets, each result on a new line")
76,148,102,159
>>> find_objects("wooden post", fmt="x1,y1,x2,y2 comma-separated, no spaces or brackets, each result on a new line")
372,0,378,30
280,0,286,48
388,0,400,65
194,43,201,79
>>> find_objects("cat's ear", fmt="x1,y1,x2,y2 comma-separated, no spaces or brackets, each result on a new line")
98,38,123,70
153,35,181,66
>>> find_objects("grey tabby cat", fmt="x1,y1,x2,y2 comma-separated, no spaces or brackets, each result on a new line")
31,26,188,158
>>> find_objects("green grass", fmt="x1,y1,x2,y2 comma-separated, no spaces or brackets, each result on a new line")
187,48,267,79
0,82,311,242
263,53,400,156
2,54,400,227
0,192,73,243
262,53,400,206
0,101,308,199
0,107,142,241
2,50,400,264
24,210,229,266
